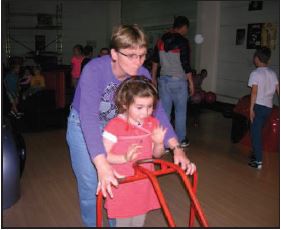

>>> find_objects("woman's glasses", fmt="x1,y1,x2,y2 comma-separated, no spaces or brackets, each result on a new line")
118,50,146,61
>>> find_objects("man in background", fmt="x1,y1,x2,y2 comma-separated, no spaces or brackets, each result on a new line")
151,16,194,148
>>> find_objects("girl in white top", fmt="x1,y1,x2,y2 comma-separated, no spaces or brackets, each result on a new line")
248,47,279,169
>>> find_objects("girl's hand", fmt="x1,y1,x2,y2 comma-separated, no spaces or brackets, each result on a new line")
152,125,167,145
93,154,124,198
125,144,142,162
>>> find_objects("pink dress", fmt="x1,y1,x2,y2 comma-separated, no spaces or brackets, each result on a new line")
103,115,161,218
71,56,83,79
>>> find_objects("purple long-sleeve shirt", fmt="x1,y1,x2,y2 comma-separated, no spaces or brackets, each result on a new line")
72,55,177,159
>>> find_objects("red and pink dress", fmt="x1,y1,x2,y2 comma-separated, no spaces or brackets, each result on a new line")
102,114,161,218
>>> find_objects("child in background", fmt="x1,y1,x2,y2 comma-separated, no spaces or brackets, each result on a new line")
191,69,208,127
71,44,84,88
4,63,22,118
31,66,45,88
80,45,93,72
20,66,45,98
102,76,167,227
20,66,33,100
248,47,279,169
98,47,110,57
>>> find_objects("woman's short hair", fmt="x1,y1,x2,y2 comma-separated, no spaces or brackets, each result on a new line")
110,24,148,51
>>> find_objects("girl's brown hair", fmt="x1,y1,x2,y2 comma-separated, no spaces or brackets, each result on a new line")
115,75,158,114
110,24,148,51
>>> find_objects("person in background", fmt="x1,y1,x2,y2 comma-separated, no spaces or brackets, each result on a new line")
103,76,168,227
19,66,33,100
191,69,208,127
151,16,194,148
29,65,46,95
4,63,23,119
66,24,196,227
71,44,84,88
98,47,110,57
248,47,279,169
81,45,93,72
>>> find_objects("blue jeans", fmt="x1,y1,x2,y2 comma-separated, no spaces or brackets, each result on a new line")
158,76,188,142
66,108,116,227
66,108,98,227
250,104,272,162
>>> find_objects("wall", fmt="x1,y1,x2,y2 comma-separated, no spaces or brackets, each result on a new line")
195,1,221,93
215,1,279,104
121,0,198,66
2,0,121,65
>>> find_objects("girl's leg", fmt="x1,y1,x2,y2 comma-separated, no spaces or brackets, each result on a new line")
250,104,272,163
116,214,146,227
131,214,146,227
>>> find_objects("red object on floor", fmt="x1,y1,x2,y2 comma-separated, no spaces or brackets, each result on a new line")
234,95,280,152
205,91,216,104
96,159,208,228
44,71,65,108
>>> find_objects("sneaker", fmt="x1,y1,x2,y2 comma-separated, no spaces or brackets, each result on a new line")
249,154,256,163
248,161,262,169
9,111,19,119
17,112,24,117
180,139,190,148
164,148,170,154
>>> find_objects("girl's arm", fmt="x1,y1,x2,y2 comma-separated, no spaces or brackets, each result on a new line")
153,143,165,158
152,125,167,158
103,138,127,164
250,84,258,123
103,138,141,164
276,84,279,96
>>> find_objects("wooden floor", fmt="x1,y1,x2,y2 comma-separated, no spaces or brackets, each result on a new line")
2,110,280,228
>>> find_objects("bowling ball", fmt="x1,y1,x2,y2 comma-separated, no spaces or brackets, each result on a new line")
205,91,216,104
191,92,202,104
199,90,206,103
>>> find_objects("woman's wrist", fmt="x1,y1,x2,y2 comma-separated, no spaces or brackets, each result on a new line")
170,144,183,153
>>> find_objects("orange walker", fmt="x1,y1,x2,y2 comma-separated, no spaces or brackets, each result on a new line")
97,159,208,227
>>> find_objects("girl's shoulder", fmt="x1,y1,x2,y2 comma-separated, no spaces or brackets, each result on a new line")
104,116,127,132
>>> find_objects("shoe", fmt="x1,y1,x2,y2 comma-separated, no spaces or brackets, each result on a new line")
180,139,190,148
249,154,256,163
9,111,19,119
164,148,170,154
17,112,24,117
248,161,262,169
193,121,199,127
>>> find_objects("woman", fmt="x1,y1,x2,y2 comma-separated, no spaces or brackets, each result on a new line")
66,24,196,227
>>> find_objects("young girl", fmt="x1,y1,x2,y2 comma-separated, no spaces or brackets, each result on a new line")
71,44,84,88
248,47,279,169
102,76,167,227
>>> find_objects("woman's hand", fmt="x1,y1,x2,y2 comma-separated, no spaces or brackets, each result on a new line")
151,125,167,145
93,154,124,198
168,138,196,175
173,147,196,175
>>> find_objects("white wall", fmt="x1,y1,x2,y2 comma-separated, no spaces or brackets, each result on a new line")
196,1,221,93
121,0,198,67
216,1,279,104
2,0,121,65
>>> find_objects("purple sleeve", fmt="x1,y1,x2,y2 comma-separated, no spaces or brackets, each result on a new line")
79,64,106,159
140,67,178,146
